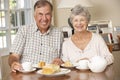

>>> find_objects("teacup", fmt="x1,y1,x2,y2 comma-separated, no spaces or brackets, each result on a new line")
22,62,32,71
76,60,89,70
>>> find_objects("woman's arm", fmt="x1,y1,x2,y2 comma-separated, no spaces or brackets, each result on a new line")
97,35,114,65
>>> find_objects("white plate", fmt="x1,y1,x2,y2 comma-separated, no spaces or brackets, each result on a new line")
32,63,49,69
18,68,36,73
36,68,71,77
32,64,42,69
76,66,89,71
61,63,77,68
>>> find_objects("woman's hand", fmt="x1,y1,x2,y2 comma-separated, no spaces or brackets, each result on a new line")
52,58,64,65
11,62,22,72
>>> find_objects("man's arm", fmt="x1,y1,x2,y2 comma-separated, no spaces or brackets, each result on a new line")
8,53,22,72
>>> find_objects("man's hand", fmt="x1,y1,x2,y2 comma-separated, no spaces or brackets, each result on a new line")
52,58,64,65
11,62,22,72
8,53,21,72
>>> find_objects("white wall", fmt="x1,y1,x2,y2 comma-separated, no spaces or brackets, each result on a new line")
54,0,120,27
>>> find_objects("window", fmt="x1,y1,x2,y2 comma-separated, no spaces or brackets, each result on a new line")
0,0,33,49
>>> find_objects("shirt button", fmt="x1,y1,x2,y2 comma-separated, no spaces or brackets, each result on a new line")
40,53,41,55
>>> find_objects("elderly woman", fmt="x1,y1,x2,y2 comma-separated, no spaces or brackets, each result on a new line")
62,5,114,65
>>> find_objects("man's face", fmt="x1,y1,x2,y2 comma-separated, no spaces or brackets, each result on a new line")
34,4,52,32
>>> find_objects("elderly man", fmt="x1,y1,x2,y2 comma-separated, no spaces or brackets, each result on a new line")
8,0,63,72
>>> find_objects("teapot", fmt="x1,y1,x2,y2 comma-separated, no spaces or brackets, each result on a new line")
88,56,107,73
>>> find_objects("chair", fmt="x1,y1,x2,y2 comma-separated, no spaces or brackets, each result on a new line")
101,33,113,53
1,55,10,80
117,35,120,47
107,43,113,53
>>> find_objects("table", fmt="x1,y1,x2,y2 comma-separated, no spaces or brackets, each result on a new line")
2,65,115,80
2,65,119,80
1,51,120,80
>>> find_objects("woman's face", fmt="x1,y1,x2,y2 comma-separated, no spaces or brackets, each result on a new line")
72,15,88,32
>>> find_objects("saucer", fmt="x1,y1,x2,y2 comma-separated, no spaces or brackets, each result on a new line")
18,68,36,73
76,66,89,71
61,64,76,69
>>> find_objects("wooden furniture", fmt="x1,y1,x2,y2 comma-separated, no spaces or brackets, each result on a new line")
112,35,120,51
101,33,113,52
117,35,120,47
2,66,114,80
107,43,113,53
1,51,120,80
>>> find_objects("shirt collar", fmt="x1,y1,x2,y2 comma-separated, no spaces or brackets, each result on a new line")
33,23,53,35
32,23,38,32
39,27,52,36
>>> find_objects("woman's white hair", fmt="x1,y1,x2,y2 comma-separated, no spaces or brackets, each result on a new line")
70,4,91,23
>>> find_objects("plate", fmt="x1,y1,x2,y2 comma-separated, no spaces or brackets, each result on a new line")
76,66,89,71
61,63,77,68
32,64,42,69
32,63,49,69
18,68,36,73
36,68,71,77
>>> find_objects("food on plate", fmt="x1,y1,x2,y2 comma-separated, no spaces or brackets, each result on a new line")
64,61,73,67
42,64,60,74
38,61,46,68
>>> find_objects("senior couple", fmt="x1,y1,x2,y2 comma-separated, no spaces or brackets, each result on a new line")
8,0,114,72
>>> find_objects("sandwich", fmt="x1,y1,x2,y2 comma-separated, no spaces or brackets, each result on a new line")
42,64,60,74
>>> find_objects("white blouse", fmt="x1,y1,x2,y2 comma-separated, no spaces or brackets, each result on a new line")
62,33,114,65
